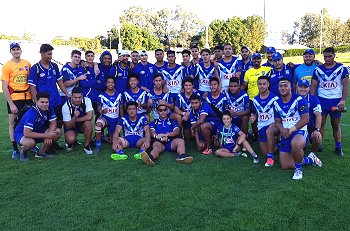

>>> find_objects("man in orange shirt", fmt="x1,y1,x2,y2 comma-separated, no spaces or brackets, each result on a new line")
1,42,32,158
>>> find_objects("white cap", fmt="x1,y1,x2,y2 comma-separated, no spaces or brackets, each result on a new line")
119,50,129,57
139,50,148,56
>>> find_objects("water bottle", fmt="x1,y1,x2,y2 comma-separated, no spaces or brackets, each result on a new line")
331,106,347,112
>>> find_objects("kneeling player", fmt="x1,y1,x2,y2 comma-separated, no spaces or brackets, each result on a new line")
141,104,193,166
215,111,259,163
111,101,151,160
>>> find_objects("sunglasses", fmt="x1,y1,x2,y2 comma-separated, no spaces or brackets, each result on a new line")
158,108,167,112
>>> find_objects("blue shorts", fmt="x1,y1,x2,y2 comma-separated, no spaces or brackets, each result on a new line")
182,119,192,130
319,97,342,119
222,143,236,152
258,125,269,143
125,135,142,148
164,139,174,152
101,115,118,134
279,130,308,153
14,133,44,144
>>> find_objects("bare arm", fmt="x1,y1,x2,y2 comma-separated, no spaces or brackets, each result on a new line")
75,111,93,123
191,114,207,130
2,81,16,113
310,79,318,96
57,79,70,97
29,85,37,102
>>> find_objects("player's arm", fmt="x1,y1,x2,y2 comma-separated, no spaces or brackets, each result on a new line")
234,108,250,117
242,77,248,90
29,85,38,103
289,113,309,134
191,114,207,130
236,131,247,145
339,76,349,110
64,73,87,87
174,106,185,116
1,80,17,113
57,79,71,98
75,110,93,123
310,79,318,96
24,127,56,139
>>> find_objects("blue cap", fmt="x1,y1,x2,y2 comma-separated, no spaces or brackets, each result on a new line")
298,79,310,87
252,52,261,59
266,47,276,53
303,49,315,55
272,52,283,61
10,42,20,50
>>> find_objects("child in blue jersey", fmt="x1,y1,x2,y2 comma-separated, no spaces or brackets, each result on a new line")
274,78,319,180
181,49,199,89
190,94,220,155
218,44,239,91
297,79,322,167
14,92,61,161
154,49,168,74
250,76,279,167
223,78,250,134
111,101,151,160
162,50,183,101
94,77,123,153
204,78,226,113
215,111,259,163
123,73,149,120
141,104,193,166
311,47,349,156
270,52,293,96
132,50,154,92
197,49,217,94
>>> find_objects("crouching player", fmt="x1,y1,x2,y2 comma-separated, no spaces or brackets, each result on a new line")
14,92,61,161
297,79,322,167
215,110,259,163
274,78,321,180
111,101,150,160
141,104,193,166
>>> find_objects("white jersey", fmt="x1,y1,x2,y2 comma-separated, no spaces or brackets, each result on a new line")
162,64,183,94
218,57,239,90
198,62,215,92
98,91,123,119
252,92,278,130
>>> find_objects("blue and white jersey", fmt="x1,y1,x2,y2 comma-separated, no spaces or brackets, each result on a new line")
303,94,322,128
28,62,62,107
147,89,172,120
14,105,56,135
162,64,183,94
252,92,279,130
262,61,274,68
153,61,168,74
216,124,241,147
114,63,129,93
175,93,195,112
205,92,226,112
236,59,253,83
198,62,216,92
117,114,148,138
190,102,219,124
124,89,148,114
80,65,105,103
274,94,309,131
150,117,179,134
133,62,155,90
223,90,250,118
293,62,317,84
98,91,123,119
312,63,349,99
59,63,85,96
270,65,293,96
182,63,199,90
218,57,239,89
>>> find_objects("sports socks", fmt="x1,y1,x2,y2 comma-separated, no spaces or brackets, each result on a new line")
335,142,342,149
267,153,274,159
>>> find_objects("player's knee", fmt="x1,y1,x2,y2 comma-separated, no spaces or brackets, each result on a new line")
95,122,103,133
65,134,76,144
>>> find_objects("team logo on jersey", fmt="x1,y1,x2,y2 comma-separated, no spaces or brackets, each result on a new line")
149,67,153,73
118,73,122,77
167,121,171,125
40,73,45,77
25,66,29,71
300,106,307,111
321,81,338,90
168,80,180,86
259,112,273,121
140,71,145,75
271,74,276,78
262,71,265,75
286,70,290,75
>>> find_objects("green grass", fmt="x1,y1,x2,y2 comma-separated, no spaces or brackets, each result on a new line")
1,95,350,230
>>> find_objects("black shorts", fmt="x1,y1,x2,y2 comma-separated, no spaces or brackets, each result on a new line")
7,99,33,114
54,104,63,121
307,125,316,135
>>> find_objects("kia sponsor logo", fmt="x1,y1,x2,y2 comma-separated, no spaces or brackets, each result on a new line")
321,81,338,90
282,117,298,122
259,113,272,121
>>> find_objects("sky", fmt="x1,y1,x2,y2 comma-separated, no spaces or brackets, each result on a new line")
0,0,349,43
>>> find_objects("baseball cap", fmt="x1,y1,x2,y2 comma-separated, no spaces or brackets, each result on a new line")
298,79,310,87
241,46,251,52
252,52,261,59
10,42,20,50
266,47,276,53
140,50,148,56
272,52,283,61
119,50,129,56
303,49,315,55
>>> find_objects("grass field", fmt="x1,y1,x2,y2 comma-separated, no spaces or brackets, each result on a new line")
0,94,350,229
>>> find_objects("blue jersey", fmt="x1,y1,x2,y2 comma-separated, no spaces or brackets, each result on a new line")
252,92,279,130
303,94,321,128
182,64,199,89
274,94,309,131
223,90,250,118
205,92,226,112
175,93,195,112
117,114,148,138
80,65,105,103
270,65,293,96
114,63,129,94
153,61,168,74
98,91,123,119
148,89,172,120
236,59,253,84
312,63,349,99
162,64,183,94
293,63,317,84
133,62,155,90
14,105,56,135
28,62,62,107
216,123,241,149
124,89,148,114
218,57,239,89
150,117,179,134
262,61,274,68
198,62,215,92
190,102,219,124
59,63,85,97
